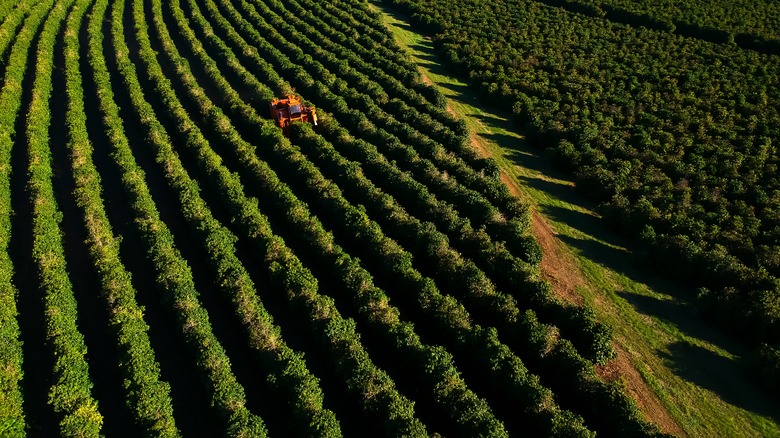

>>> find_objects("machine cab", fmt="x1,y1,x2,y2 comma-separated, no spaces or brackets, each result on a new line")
269,95,318,135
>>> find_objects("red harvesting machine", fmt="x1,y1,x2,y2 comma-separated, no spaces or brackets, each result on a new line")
269,95,318,135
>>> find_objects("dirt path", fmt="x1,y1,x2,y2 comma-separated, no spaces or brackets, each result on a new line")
472,131,587,306
419,37,678,433
532,210,587,306
509,175,684,436
597,345,687,436
477,135,684,435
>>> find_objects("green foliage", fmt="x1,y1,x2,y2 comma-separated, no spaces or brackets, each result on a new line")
69,0,181,434
383,0,780,394
0,0,44,433
88,0,269,433
551,0,780,48
25,0,104,434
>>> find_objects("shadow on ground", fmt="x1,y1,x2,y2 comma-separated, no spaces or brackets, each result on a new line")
615,290,728,356
659,341,780,423
613,287,780,421
472,113,507,125
390,20,414,31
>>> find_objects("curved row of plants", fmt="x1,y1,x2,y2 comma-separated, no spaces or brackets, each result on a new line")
25,0,104,433
0,0,35,64
0,0,55,434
